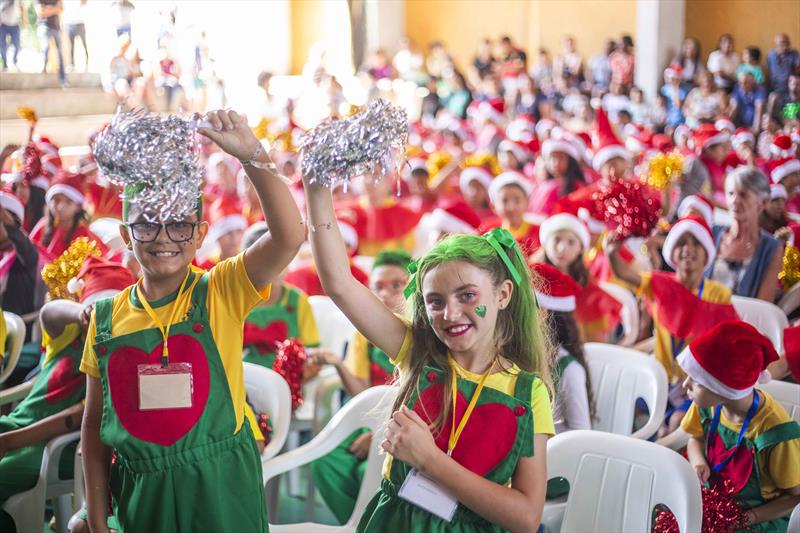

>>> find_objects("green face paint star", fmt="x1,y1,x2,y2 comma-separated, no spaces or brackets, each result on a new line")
475,305,487,318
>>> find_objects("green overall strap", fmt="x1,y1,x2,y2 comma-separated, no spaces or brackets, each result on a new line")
93,296,115,343
513,369,536,458
752,420,800,452
513,369,534,405
189,272,211,320
286,286,300,310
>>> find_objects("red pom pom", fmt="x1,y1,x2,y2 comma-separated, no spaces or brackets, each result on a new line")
593,179,662,240
22,144,42,183
274,338,307,411
653,479,749,533
257,412,272,445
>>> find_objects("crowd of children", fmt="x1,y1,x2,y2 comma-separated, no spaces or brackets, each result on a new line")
0,27,799,533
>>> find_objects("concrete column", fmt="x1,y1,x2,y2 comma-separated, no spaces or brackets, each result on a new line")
635,0,685,99
365,0,405,57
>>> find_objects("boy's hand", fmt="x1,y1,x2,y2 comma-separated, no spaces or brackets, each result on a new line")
198,110,260,162
308,348,340,366
691,458,711,483
79,304,94,331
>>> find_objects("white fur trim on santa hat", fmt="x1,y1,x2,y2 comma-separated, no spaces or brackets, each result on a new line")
0,192,25,222
535,119,555,138
45,183,85,205
771,183,788,200
337,220,359,252
31,176,49,189
2,171,23,185
592,145,629,171
677,347,753,400
534,291,577,312
498,140,530,163
677,195,714,227
208,214,248,243
577,207,605,234
674,125,691,143
732,131,755,149
428,208,477,235
488,172,532,204
662,218,716,270
459,167,493,196
700,131,731,152
715,118,735,134
771,159,800,184
542,138,579,162
539,213,590,251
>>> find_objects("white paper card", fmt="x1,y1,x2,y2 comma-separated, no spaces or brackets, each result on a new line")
398,468,458,522
139,372,192,410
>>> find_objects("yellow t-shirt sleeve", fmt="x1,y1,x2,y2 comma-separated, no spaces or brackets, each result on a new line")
0,310,6,362
297,294,320,348
344,332,370,380
680,403,705,437
244,402,264,443
531,377,555,436
637,271,653,300
767,438,800,490
79,310,100,378
208,253,271,322
389,325,413,368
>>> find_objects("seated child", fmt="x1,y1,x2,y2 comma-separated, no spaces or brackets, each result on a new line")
679,321,800,532
480,171,540,256
308,249,411,524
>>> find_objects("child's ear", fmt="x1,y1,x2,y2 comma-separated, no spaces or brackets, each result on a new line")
195,221,209,247
497,279,514,310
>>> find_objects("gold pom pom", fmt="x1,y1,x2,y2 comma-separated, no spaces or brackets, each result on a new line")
16,107,38,124
779,244,800,289
462,152,502,177
646,151,683,191
41,237,102,300
426,151,452,178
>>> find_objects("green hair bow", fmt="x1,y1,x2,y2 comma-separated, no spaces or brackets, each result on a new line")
402,228,527,299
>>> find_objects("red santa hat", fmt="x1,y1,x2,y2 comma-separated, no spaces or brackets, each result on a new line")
207,196,248,243
542,135,580,162
535,118,556,140
731,127,755,149
539,213,590,251
459,166,494,197
498,139,532,163
661,215,716,270
488,171,532,204
783,326,800,382
45,171,86,205
677,320,778,400
428,199,481,235
693,123,730,154
768,157,800,184
770,183,788,200
530,262,582,312
592,107,629,171
506,116,536,143
403,157,429,181
651,134,674,153
677,194,714,227
577,206,606,234
714,117,735,135
469,99,505,124
67,255,134,305
770,134,794,158
0,186,25,222
673,124,691,145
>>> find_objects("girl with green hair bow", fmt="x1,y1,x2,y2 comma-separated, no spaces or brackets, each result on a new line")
304,174,554,533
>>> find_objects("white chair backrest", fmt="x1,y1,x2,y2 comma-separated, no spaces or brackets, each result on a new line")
778,282,800,316
731,296,788,353
308,295,356,358
584,343,668,440
88,217,125,253
352,255,374,274
759,380,800,423
263,385,398,531
548,430,702,533
243,363,292,460
1,311,26,385
599,281,640,347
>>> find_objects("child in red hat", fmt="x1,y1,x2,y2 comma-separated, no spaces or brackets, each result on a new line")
480,171,541,257
678,321,800,531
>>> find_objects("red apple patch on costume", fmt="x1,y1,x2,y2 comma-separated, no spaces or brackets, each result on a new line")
107,334,211,446
413,382,519,476
45,356,85,404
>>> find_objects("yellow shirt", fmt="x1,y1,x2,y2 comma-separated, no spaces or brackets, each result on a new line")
42,322,81,366
383,327,554,478
80,253,270,434
681,390,800,501
344,331,371,380
638,272,731,383
0,309,7,362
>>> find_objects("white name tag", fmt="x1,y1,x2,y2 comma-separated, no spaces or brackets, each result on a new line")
138,363,193,410
398,468,458,522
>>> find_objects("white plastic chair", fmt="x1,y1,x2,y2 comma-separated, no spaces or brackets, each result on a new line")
263,385,398,533
88,217,125,254
542,430,702,533
760,380,800,423
584,343,668,440
778,282,800,316
789,503,800,533
1,311,26,385
2,431,81,533
599,281,640,347
731,296,788,353
308,296,356,358
243,362,292,460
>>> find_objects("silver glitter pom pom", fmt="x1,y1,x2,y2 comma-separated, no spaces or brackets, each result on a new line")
92,108,205,222
299,98,408,188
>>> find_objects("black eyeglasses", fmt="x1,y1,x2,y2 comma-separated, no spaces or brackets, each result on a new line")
126,221,199,243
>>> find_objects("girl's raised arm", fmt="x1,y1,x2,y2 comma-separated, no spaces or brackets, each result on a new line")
303,178,407,359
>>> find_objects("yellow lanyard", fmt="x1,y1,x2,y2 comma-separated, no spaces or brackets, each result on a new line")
136,270,192,368
448,359,494,456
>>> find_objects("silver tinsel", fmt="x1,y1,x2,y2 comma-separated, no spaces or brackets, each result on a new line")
92,108,205,222
299,98,408,188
